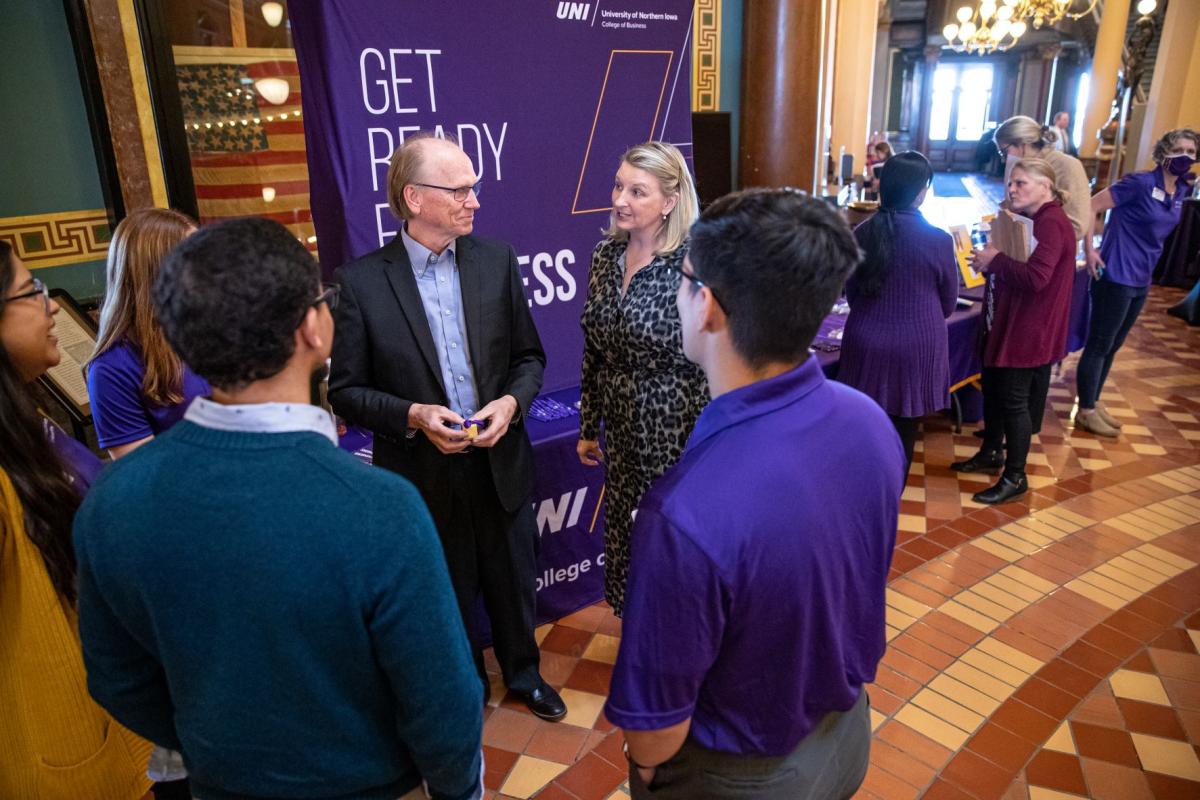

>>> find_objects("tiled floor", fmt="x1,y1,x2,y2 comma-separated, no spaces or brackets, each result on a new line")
478,282,1200,799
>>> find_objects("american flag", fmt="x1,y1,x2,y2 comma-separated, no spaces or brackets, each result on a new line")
176,59,317,257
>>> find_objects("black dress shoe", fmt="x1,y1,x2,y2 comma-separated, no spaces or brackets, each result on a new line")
950,450,1004,473
514,681,567,721
973,474,1028,505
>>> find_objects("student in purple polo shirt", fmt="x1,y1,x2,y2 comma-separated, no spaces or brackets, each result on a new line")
605,189,906,799
87,209,210,462
1075,128,1198,437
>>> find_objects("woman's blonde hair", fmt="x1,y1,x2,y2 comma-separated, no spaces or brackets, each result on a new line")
604,141,699,254
1010,158,1069,207
89,208,196,405
994,115,1058,152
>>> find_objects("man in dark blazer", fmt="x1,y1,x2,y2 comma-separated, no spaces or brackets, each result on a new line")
330,134,566,721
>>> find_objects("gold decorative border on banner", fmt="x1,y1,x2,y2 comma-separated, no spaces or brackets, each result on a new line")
0,210,112,270
692,0,721,111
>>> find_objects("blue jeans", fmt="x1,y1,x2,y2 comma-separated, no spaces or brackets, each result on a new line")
1076,278,1148,409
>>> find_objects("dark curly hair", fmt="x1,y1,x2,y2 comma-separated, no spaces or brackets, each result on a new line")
152,217,320,390
1151,128,1200,164
687,188,861,368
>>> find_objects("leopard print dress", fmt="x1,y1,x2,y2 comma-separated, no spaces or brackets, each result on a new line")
579,238,708,616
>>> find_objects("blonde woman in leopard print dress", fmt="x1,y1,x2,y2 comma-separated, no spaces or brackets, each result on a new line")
577,142,707,617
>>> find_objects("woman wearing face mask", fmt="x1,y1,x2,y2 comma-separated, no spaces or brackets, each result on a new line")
577,141,706,617
0,241,154,798
1074,128,1199,437
953,160,1077,504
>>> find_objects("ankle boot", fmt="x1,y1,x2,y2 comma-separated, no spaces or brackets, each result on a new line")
973,473,1028,504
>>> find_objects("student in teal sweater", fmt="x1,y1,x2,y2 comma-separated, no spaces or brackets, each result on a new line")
74,218,483,800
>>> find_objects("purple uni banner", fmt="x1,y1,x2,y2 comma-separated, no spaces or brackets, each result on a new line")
288,0,695,391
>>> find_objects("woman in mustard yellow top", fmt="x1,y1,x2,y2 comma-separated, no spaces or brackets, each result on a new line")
0,240,153,798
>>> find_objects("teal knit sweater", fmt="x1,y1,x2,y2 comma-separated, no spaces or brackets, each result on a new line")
74,422,482,800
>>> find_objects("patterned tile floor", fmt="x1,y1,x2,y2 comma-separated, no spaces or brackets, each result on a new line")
479,284,1200,799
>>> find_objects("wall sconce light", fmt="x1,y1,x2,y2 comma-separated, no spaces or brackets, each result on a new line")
262,187,277,202
261,2,285,27
254,77,290,105
1136,0,1157,15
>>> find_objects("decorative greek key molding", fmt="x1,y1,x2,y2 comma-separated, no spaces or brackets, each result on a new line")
692,0,721,111
0,209,111,269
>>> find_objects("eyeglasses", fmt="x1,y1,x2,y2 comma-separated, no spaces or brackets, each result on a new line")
997,143,1014,158
4,277,51,315
312,283,340,311
672,264,724,311
414,180,482,203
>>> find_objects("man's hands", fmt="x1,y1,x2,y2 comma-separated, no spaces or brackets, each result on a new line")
408,403,470,454
408,396,520,452
468,395,519,448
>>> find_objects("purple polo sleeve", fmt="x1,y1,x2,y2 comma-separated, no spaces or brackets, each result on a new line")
88,348,154,449
1107,172,1144,209
604,508,726,731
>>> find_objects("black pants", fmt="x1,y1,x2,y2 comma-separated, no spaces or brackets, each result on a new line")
982,364,1052,480
630,691,870,799
889,415,918,474
429,450,541,693
1076,278,1149,409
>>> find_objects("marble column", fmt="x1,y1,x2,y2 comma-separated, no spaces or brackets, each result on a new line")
914,45,941,156
739,0,831,191
1079,0,1132,159
831,0,881,176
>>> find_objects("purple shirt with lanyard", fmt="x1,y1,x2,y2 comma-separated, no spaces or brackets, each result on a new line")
1100,166,1190,288
605,357,905,755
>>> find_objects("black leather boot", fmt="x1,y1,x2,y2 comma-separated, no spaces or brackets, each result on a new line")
950,450,1004,473
973,473,1028,504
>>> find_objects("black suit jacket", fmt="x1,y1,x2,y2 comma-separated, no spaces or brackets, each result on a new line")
329,234,546,520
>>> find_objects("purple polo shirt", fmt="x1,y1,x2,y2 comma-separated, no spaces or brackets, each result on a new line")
605,357,905,756
1100,167,1190,287
88,341,211,449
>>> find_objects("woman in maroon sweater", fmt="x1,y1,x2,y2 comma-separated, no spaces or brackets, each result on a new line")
952,159,1076,504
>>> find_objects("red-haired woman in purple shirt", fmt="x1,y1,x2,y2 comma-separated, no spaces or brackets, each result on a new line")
1074,128,1198,437
953,159,1077,505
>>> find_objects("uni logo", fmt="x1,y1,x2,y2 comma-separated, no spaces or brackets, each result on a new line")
556,1,591,21
534,487,590,535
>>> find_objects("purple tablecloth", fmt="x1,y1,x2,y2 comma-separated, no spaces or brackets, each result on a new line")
816,267,1091,420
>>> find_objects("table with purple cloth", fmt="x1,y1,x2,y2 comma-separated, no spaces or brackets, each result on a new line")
815,267,1092,422
337,267,1093,627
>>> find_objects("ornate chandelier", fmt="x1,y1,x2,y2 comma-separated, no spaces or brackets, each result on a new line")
943,0,1027,54
1013,0,1101,29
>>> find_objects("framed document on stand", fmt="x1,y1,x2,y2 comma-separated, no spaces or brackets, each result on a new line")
38,288,98,440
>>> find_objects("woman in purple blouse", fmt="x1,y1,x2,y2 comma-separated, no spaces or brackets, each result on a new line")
86,209,210,460
838,151,958,471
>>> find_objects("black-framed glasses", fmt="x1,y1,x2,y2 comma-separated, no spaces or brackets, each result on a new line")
415,180,482,203
4,277,51,315
312,283,340,312
672,264,724,310
997,143,1014,158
